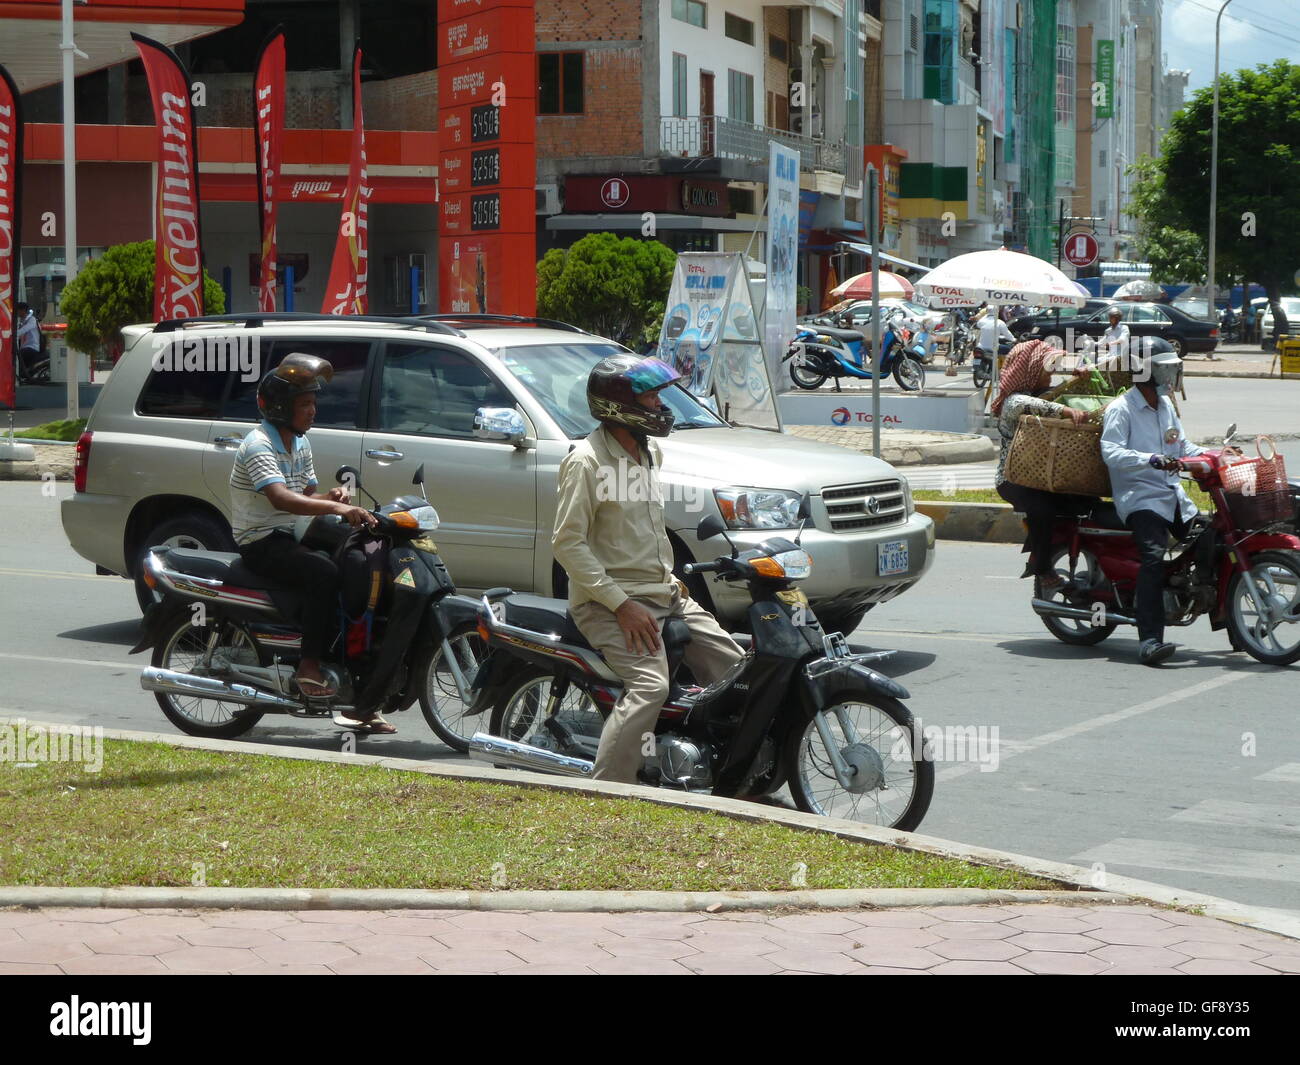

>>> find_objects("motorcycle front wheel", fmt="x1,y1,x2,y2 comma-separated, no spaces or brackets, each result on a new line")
784,694,933,832
412,623,489,751
1226,550,1300,665
488,670,607,760
151,612,265,738
892,356,925,391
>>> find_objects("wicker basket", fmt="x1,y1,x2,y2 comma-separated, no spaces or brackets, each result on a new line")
1005,415,1112,497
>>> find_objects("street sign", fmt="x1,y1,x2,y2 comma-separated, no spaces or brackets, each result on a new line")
1063,231,1099,269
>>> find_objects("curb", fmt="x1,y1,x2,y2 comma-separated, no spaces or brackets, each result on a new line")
5,719,1297,940
915,500,1022,543
784,426,997,467
0,886,1125,913
1185,370,1296,380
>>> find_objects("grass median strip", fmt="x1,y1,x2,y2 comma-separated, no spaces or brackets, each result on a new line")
13,418,87,442
915,486,1215,509
0,739,1054,893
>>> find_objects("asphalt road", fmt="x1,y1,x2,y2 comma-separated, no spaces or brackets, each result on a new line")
2,479,1297,916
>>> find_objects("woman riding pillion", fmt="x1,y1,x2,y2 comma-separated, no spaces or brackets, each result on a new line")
992,340,1095,593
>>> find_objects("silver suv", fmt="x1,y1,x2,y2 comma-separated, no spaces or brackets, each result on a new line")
61,313,934,633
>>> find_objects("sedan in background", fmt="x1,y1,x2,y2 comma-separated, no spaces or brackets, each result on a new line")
1012,301,1218,358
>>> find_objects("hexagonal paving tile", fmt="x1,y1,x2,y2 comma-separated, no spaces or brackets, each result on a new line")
1176,959,1279,975
272,922,373,943
842,946,944,970
496,963,599,975
1004,915,1101,934
1004,932,1104,954
251,941,357,968
343,934,445,957
434,929,539,952
205,912,296,930
0,961,64,974
930,961,1031,975
674,931,778,956
590,957,696,975
919,906,1011,923
848,910,944,929
441,911,536,931
1256,955,1300,974
112,916,212,936
0,940,95,964
16,921,123,944
845,927,944,950
328,953,436,975
61,955,171,975
44,909,140,923
1017,952,1109,975
1091,944,1195,969
681,953,782,975
160,945,264,972
596,936,697,961
180,927,284,950
1085,925,1188,947
766,914,866,935
507,943,614,967
928,939,1026,963
763,949,863,975
928,922,1018,942
1170,940,1266,962
416,948,526,973
89,934,189,956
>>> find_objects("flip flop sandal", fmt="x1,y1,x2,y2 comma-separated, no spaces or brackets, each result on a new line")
332,711,371,730
362,713,398,735
296,676,338,698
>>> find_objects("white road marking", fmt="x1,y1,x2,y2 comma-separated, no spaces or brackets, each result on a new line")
0,652,131,671
1170,799,1300,835
935,672,1250,781
1257,763,1300,783
1070,838,1300,884
857,629,1016,643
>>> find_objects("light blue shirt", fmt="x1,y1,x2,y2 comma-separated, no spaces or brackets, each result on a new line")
1101,388,1204,524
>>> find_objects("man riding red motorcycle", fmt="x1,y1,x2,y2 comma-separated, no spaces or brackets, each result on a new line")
1031,347,1300,666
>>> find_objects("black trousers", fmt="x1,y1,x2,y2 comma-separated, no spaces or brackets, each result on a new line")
240,531,339,660
997,482,1094,577
1126,509,1190,644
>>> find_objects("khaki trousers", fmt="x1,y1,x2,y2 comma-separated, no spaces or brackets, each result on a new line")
570,590,744,784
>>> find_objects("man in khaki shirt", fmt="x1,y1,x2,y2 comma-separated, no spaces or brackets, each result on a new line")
553,355,743,783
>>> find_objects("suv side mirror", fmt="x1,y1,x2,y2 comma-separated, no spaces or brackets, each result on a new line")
474,407,527,445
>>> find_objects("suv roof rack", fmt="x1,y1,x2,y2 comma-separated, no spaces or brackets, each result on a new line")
153,313,466,337
419,313,590,335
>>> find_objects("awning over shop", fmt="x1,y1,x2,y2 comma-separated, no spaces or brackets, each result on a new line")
826,239,928,274
0,0,246,92
1100,261,1152,278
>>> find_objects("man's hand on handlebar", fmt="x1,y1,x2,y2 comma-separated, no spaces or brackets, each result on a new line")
337,503,378,528
614,599,662,655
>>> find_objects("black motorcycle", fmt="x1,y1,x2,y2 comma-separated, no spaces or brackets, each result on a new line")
467,508,933,831
131,464,486,745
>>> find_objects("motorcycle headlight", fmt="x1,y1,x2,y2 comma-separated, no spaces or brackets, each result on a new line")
391,505,441,531
714,487,803,530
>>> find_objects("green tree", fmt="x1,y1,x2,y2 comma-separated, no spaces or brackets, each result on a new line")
60,240,226,359
536,232,677,346
1127,156,1207,284
1134,60,1300,336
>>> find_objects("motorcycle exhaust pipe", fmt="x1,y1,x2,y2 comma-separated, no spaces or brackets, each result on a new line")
141,667,303,711
1030,599,1137,626
468,732,595,778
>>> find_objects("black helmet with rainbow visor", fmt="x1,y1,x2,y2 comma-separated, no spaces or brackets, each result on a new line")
587,354,683,437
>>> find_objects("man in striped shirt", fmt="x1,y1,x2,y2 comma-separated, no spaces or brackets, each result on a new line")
231,354,380,720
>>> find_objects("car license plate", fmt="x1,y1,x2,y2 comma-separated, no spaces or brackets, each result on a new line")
878,540,909,577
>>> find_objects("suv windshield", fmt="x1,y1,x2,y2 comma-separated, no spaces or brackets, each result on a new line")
496,342,727,438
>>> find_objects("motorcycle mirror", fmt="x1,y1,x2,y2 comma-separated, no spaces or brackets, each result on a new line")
412,463,428,501
1224,424,1238,447
794,493,812,547
696,513,739,557
334,465,379,509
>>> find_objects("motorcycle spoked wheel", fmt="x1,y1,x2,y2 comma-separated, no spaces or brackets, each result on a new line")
488,670,607,762
151,612,266,738
972,360,991,388
784,693,933,832
1225,550,1300,666
789,350,829,390
1036,546,1118,646
411,623,490,752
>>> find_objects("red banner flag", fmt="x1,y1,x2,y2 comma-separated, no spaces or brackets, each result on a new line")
0,64,21,410
323,46,371,315
132,33,206,323
254,27,286,313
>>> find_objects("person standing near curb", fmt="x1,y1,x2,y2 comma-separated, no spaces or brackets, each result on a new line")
552,355,744,784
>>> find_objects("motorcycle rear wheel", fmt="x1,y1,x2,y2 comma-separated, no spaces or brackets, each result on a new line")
488,670,606,760
784,693,933,832
789,355,827,390
972,360,991,388
1226,550,1300,665
413,624,489,752
152,613,265,738
1037,547,1118,646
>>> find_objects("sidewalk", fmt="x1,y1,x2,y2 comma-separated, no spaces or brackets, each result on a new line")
1183,346,1294,379
3,902,1295,974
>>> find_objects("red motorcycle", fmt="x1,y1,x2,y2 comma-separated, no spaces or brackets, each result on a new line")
1031,428,1300,665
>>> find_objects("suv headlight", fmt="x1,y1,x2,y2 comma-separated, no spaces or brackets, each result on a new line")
714,487,802,529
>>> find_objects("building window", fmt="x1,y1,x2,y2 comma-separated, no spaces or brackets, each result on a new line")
1099,149,1107,168
1054,1,1076,187
728,69,754,124
672,0,707,29
539,52,584,115
672,53,688,117
725,14,755,45
923,0,956,105
768,35,788,62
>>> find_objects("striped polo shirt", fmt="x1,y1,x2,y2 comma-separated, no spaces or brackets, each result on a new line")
229,420,317,545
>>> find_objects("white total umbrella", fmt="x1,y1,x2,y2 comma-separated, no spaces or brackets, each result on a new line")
914,247,1087,311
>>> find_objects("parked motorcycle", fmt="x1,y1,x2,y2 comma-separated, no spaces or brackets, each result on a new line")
783,307,926,392
131,464,488,744
466,507,934,831
1031,427,1300,665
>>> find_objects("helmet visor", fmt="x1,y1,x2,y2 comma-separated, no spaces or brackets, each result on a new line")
626,357,682,395
276,353,334,388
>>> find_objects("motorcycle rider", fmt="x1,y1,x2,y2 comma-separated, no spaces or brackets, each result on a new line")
14,302,41,382
552,355,744,784
230,354,385,726
1099,342,1202,666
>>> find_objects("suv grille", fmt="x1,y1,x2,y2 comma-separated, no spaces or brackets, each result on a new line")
822,479,906,531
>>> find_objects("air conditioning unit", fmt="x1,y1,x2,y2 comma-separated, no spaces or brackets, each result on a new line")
536,184,561,215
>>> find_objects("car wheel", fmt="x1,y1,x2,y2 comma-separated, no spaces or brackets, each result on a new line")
1169,335,1186,358
135,513,236,612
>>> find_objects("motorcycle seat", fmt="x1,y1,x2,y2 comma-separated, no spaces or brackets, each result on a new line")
815,326,866,344
502,594,695,668
1079,503,1128,532
159,548,282,590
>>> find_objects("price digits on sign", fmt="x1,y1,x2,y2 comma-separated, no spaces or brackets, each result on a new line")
471,148,501,187
471,192,501,231
471,103,501,143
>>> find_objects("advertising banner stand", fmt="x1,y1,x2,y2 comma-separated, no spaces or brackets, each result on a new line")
659,252,781,432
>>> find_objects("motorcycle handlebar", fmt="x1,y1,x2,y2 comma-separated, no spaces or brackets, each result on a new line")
682,561,721,575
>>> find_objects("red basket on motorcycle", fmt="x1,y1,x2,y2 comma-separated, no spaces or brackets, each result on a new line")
1221,444,1287,529
1226,488,1294,529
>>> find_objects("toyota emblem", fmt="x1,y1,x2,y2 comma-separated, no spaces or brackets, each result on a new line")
866,496,881,515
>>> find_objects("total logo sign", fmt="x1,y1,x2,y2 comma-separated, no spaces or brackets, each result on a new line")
831,408,902,426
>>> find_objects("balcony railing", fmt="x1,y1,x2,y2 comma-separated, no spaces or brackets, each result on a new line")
660,114,847,175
